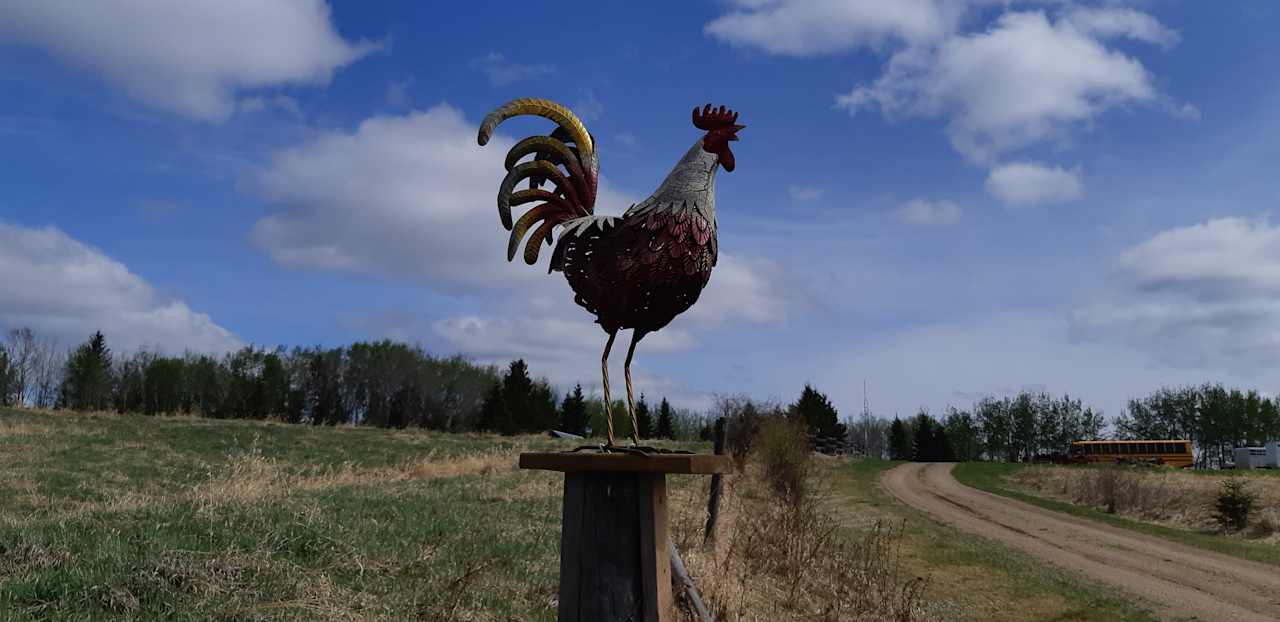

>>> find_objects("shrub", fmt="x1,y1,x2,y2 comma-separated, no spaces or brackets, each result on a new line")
1213,478,1256,532
755,416,812,507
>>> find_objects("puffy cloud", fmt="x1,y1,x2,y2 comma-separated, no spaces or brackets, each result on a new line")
685,254,788,326
0,222,240,354
894,198,962,224
469,52,554,87
985,161,1083,206
0,0,376,122
1064,7,1180,49
839,10,1160,164
247,104,634,290
705,0,969,56
1070,218,1280,371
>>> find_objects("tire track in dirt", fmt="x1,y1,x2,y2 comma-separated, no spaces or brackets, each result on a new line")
882,462,1280,621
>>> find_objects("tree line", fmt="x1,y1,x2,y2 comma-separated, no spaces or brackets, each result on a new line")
0,327,709,439
10,327,1280,462
1115,384,1280,468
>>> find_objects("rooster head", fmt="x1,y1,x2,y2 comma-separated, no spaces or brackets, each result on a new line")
693,104,744,172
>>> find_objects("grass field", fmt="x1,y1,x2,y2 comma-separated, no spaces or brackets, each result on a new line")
0,408,1161,621
954,462,1280,567
0,408,576,620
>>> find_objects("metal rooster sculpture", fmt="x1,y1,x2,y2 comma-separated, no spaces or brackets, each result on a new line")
478,98,743,449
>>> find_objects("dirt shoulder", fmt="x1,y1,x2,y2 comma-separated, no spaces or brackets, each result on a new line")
883,462,1280,622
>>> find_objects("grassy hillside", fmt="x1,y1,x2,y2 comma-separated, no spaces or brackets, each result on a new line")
1,409,1160,621
0,408,580,620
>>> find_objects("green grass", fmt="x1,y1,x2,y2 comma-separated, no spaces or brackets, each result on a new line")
0,408,605,620
0,408,1161,621
832,459,1158,622
954,462,1280,567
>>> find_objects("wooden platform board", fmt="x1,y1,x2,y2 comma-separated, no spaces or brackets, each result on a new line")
519,451,732,475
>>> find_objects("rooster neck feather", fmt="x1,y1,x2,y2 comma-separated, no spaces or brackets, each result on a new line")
623,138,718,227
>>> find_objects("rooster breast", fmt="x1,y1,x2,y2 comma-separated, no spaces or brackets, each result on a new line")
551,204,717,334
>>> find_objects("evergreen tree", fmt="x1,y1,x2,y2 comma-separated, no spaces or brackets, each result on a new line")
559,384,588,435
61,331,113,411
634,394,652,440
479,382,504,432
498,359,534,435
530,379,558,432
888,417,912,460
0,349,12,407
656,397,676,440
790,383,840,437
911,412,936,461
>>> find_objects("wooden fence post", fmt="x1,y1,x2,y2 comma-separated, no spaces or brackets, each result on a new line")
703,417,727,546
520,452,731,622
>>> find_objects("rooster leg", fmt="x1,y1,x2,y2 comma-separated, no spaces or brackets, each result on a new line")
624,330,648,446
601,330,618,447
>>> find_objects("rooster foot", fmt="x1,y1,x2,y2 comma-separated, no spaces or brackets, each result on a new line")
565,444,692,456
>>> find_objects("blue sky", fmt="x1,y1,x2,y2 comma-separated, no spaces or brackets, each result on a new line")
3,1,1280,423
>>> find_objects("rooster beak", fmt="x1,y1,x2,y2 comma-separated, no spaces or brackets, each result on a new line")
730,124,746,141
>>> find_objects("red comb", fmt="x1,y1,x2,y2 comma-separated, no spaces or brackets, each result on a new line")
692,104,738,131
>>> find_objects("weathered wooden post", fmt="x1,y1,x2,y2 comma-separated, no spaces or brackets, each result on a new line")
520,452,731,621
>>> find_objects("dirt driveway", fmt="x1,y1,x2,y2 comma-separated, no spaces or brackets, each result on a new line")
882,462,1280,621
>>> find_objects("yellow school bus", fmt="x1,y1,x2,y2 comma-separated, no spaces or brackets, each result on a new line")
1068,440,1194,468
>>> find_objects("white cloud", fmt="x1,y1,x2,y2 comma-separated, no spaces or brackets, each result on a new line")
0,0,377,122
469,52,554,87
789,185,825,201
685,254,788,326
239,95,303,119
894,198,961,224
1064,7,1180,49
1070,218,1280,372
0,222,240,354
839,10,1161,163
985,161,1083,206
247,104,634,290
705,0,970,56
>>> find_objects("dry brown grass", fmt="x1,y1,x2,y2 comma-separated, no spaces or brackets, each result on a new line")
1013,465,1280,539
0,420,57,437
192,444,520,511
667,424,929,622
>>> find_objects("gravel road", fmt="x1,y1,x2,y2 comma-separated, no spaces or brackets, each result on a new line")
881,462,1280,621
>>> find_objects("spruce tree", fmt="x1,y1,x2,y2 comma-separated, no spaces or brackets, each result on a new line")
634,394,652,440
888,417,912,460
912,413,935,461
656,397,676,440
790,383,839,437
560,384,588,435
496,359,533,435
61,331,113,411
479,382,504,432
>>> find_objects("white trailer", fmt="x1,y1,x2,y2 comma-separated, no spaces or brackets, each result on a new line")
1233,441,1280,469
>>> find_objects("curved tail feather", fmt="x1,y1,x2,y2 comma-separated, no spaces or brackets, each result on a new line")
478,98,599,265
